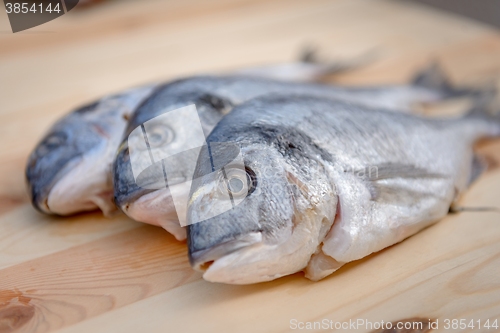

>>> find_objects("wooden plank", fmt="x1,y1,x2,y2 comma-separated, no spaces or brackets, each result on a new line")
1,0,500,332
0,0,491,115
56,191,500,333
0,225,200,333
0,207,139,270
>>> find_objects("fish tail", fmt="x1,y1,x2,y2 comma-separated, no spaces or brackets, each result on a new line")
412,61,497,101
412,62,453,93
465,99,500,137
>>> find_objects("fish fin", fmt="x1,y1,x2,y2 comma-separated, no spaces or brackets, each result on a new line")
235,47,376,82
367,183,438,205
352,163,446,204
464,98,500,138
449,160,500,214
466,98,500,122
298,44,378,74
354,163,445,181
412,61,455,94
412,61,498,101
304,250,344,281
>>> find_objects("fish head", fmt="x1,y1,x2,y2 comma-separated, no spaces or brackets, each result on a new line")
26,86,157,216
113,89,234,240
187,124,337,284
113,139,187,239
26,106,109,215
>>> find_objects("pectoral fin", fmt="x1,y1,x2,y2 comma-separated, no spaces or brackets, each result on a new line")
352,163,446,205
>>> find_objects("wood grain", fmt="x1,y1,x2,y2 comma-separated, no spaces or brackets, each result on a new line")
56,209,500,333
0,208,139,270
0,0,499,332
0,225,200,333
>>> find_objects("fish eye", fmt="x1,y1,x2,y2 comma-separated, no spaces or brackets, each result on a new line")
198,93,233,114
228,177,244,193
245,167,257,195
218,166,257,199
42,132,67,149
145,124,174,148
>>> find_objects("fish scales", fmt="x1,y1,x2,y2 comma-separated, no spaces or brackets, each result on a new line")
26,66,484,234
186,95,500,284
114,72,464,240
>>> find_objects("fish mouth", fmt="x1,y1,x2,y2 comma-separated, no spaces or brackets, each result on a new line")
121,187,187,240
189,232,262,272
188,211,332,284
117,187,156,211
45,152,121,215
32,156,85,214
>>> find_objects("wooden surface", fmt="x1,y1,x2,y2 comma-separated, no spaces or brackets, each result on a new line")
1,0,500,332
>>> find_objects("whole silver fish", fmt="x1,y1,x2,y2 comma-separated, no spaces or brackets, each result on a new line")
25,64,476,222
26,59,344,217
26,85,157,215
114,68,467,240
186,95,500,284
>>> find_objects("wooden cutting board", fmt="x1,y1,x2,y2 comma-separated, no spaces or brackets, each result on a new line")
1,0,500,332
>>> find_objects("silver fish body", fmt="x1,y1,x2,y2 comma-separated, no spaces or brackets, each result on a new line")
114,72,463,240
26,85,157,215
186,95,500,284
